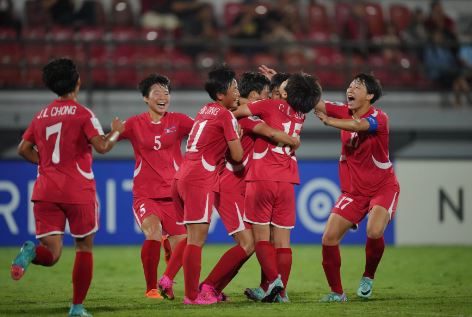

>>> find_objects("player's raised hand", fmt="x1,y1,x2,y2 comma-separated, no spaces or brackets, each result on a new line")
111,117,125,133
258,65,277,80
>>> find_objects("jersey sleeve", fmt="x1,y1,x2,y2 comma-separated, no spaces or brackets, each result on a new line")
247,99,272,118
325,101,348,119
372,111,388,135
82,108,104,141
222,111,239,142
22,119,36,143
239,116,263,133
177,113,194,137
118,117,134,141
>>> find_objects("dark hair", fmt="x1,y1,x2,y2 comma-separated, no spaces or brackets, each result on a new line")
239,72,270,98
270,72,290,91
204,64,236,101
285,73,322,114
138,74,171,97
42,58,79,96
353,73,382,104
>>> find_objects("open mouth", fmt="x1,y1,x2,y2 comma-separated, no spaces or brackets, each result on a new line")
347,96,355,102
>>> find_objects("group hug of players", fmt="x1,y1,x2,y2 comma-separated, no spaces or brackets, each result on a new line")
10,58,399,317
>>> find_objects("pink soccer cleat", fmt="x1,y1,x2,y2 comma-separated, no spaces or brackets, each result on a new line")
183,291,218,305
158,275,175,300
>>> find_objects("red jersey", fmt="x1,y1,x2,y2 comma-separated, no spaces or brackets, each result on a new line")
245,99,304,184
119,112,194,198
219,116,262,194
325,101,399,196
23,99,104,204
175,102,239,187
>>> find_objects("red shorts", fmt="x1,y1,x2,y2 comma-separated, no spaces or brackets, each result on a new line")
33,201,99,239
215,191,251,235
332,184,400,224
172,178,214,225
132,197,186,236
244,181,296,229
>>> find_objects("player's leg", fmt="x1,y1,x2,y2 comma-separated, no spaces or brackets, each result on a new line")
320,213,352,302
272,226,291,303
11,202,65,280
162,235,172,264
140,213,164,299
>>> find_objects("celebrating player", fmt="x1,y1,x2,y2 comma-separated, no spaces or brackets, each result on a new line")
11,58,124,317
234,73,322,302
314,73,400,302
170,64,243,305
117,74,192,299
198,71,300,301
259,65,290,99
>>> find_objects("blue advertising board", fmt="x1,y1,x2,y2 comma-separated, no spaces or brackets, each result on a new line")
0,160,394,246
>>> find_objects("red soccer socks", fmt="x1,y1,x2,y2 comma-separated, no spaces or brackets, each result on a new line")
322,244,343,294
203,245,248,288
255,241,278,282
32,245,54,266
183,244,202,300
141,240,161,292
276,248,292,296
72,251,93,305
163,238,186,279
363,236,385,279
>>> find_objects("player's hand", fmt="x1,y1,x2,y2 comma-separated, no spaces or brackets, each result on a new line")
259,65,277,80
111,117,125,134
315,109,329,125
291,136,301,151
237,124,243,138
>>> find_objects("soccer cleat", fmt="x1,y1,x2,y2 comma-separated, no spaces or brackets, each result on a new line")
68,304,93,317
357,276,374,299
275,291,290,303
319,292,348,302
145,289,163,299
11,241,36,281
183,292,218,305
244,287,265,302
261,275,284,303
199,284,219,303
158,275,175,300
216,291,229,303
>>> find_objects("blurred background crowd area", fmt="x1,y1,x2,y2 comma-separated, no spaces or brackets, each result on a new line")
0,0,472,106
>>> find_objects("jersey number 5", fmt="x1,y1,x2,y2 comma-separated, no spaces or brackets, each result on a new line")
46,122,62,164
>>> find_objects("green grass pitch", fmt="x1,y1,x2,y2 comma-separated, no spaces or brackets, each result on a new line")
1,245,471,317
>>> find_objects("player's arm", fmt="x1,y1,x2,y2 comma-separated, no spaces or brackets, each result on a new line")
90,117,125,154
232,98,253,118
252,122,300,150
315,109,374,132
314,99,327,115
258,65,277,80
227,138,244,162
17,139,39,164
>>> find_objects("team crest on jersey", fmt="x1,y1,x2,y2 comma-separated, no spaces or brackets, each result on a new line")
164,126,177,134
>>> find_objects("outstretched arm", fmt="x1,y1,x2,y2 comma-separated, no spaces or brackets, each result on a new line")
314,99,327,115
90,117,125,154
252,122,300,150
17,139,39,164
232,98,253,118
315,109,370,132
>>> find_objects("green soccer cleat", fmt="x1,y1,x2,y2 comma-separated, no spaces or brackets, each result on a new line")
68,304,93,317
244,287,265,302
357,276,374,299
319,292,348,302
261,275,284,303
275,291,290,303
11,241,36,281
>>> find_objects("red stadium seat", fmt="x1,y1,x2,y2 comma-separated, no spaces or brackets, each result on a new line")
112,43,137,65
111,0,135,27
90,66,110,88
0,27,17,40
0,43,22,64
0,66,21,87
363,2,385,38
334,2,352,35
253,53,278,68
24,0,51,28
23,43,52,65
389,4,412,34
77,26,105,42
112,66,138,88
49,26,75,41
22,27,48,40
110,27,138,41
22,66,44,88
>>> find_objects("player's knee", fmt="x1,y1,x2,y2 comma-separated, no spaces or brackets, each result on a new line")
366,225,384,239
322,231,340,245
239,240,255,255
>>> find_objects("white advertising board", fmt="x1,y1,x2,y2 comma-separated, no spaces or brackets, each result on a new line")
395,160,472,245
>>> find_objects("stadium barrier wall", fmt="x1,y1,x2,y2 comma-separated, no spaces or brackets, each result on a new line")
0,160,396,246
395,160,472,245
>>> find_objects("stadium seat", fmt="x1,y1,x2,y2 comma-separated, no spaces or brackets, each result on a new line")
77,26,105,42
0,27,17,40
110,27,138,41
0,43,22,64
24,0,51,28
21,27,48,40
334,2,352,36
363,2,385,38
0,66,21,87
49,26,75,41
112,65,139,88
23,43,52,65
111,0,135,27
389,4,412,34
253,53,278,68
22,66,44,88
112,43,137,65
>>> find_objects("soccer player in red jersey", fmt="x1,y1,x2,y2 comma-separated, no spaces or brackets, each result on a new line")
314,73,400,302
198,71,300,302
117,74,192,299
171,65,244,305
11,58,124,317
234,73,322,302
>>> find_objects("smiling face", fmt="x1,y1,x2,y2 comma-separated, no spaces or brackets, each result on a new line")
220,79,240,110
346,78,373,111
144,83,170,116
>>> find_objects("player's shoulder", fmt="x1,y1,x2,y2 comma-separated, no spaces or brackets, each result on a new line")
371,106,389,120
167,111,194,121
325,100,347,108
74,102,97,117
